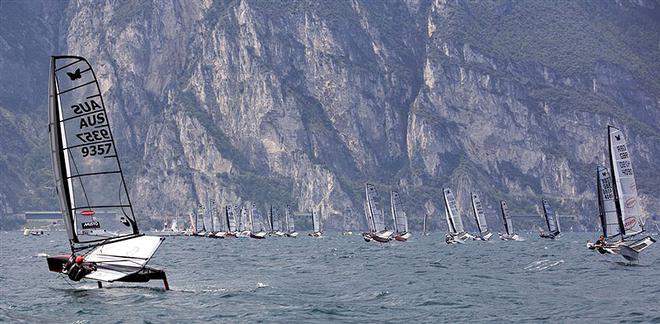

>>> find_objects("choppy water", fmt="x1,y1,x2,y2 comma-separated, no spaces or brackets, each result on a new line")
1,231,659,322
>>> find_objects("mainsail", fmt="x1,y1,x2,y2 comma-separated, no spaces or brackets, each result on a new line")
391,191,408,233
225,205,238,232
365,183,386,232
608,126,644,237
364,201,375,232
470,193,488,234
443,188,465,235
311,209,321,233
541,199,559,234
500,200,514,236
285,205,295,233
597,166,620,238
49,56,140,246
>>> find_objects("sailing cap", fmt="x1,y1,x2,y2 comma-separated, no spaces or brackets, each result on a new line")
75,256,85,264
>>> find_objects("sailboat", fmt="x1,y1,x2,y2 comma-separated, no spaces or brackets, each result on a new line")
284,204,298,237
364,183,393,242
249,204,267,239
539,199,560,239
308,209,323,237
498,200,522,241
587,126,655,261
470,193,492,240
45,56,168,289
194,204,207,237
422,213,430,236
391,191,411,241
443,188,472,244
223,205,238,238
268,205,286,237
236,207,251,238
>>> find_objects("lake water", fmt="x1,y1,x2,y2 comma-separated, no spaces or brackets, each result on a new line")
1,231,658,322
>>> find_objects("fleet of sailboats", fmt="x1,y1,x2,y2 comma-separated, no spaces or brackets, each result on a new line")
41,57,656,292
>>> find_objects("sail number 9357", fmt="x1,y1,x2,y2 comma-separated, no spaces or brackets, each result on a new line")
75,129,110,143
81,143,112,157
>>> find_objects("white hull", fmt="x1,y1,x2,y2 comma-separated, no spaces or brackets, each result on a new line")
499,233,523,241
285,232,299,238
308,231,323,238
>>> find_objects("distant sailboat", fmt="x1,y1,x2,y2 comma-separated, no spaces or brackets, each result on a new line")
284,205,298,237
587,126,655,261
45,56,168,289
391,191,411,241
308,209,323,237
539,199,560,239
443,188,472,244
498,200,522,241
268,205,286,237
223,205,238,238
470,193,492,240
249,204,267,239
364,183,393,242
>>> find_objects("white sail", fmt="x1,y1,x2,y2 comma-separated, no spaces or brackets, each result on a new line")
225,205,238,232
443,188,465,234
391,191,408,233
608,126,644,236
312,209,321,233
364,200,374,232
597,166,620,238
269,206,281,232
541,199,559,234
49,56,141,244
365,183,386,232
500,200,514,236
285,205,295,232
470,193,488,234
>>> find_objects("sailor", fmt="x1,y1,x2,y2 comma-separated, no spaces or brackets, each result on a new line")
594,234,606,247
66,255,95,281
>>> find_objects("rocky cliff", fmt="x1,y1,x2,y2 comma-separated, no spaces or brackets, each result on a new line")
1,0,659,231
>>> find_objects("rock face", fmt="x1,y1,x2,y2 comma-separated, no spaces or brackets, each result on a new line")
1,0,659,231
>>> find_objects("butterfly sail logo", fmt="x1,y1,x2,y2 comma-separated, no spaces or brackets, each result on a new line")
67,68,82,80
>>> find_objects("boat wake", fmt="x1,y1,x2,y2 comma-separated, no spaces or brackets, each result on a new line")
524,259,564,271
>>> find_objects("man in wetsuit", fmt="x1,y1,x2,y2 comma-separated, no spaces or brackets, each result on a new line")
66,255,96,281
